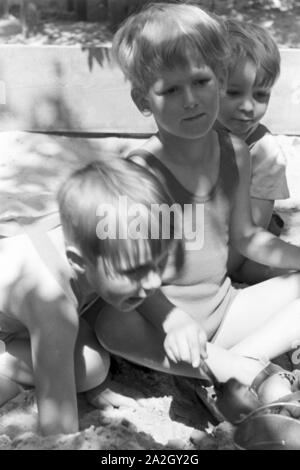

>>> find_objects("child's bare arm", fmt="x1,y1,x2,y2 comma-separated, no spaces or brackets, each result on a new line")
138,290,207,368
23,293,79,435
231,197,292,283
227,197,274,279
250,198,274,228
229,135,300,270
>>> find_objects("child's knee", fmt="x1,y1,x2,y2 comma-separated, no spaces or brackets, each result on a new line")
76,346,110,392
0,373,22,407
87,346,110,389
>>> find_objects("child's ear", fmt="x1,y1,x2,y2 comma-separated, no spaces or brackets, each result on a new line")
131,88,152,116
65,246,86,274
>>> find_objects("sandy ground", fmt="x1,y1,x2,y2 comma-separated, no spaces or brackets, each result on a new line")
0,357,235,451
0,136,299,451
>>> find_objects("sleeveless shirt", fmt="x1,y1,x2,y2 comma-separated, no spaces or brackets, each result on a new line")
127,130,239,339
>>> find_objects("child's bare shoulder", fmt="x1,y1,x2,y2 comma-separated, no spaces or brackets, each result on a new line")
0,226,74,321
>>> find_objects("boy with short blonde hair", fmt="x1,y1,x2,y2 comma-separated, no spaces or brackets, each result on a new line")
0,157,177,436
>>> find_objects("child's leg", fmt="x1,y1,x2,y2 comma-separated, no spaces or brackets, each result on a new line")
214,273,300,361
233,259,291,285
0,320,110,395
0,374,21,405
74,318,110,393
96,305,269,386
0,338,34,406
0,321,110,408
75,319,139,410
96,298,300,412
0,338,34,384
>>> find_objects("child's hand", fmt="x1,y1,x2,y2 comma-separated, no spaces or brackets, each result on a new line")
163,319,208,368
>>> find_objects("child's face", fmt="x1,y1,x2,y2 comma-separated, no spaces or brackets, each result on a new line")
143,61,221,140
86,244,175,312
218,59,271,139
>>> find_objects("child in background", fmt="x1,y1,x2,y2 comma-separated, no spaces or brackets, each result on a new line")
217,19,290,283
95,2,300,423
0,158,177,436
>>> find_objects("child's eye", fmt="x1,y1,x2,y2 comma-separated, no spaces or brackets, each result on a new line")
194,78,210,87
226,89,240,97
254,91,270,102
120,265,150,279
163,86,178,95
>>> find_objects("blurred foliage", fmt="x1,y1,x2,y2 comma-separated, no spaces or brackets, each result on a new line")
0,1,298,27
104,0,298,30
81,45,111,70
0,0,299,47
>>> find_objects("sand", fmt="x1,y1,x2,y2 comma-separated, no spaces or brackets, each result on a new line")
0,357,236,450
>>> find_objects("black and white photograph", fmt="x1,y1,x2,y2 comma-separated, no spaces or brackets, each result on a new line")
0,0,299,452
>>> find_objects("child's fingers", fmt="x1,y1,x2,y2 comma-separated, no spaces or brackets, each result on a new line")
177,337,194,364
198,329,208,360
187,333,202,368
164,337,179,364
165,335,192,365
165,326,207,367
165,347,178,364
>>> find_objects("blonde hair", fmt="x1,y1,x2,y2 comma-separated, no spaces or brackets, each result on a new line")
58,158,177,272
113,2,229,92
226,19,280,88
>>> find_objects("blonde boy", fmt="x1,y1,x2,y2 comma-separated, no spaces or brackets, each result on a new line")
0,158,176,435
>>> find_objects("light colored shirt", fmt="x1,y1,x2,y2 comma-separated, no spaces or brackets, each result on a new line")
246,124,289,201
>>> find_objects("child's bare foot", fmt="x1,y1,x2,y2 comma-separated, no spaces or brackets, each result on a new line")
216,362,300,423
0,374,21,406
86,376,145,410
257,369,299,404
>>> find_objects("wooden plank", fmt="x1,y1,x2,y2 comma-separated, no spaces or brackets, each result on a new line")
0,45,157,134
0,45,299,135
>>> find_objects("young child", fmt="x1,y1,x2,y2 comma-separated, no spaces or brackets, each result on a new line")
217,19,290,283
0,157,177,436
95,2,300,423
